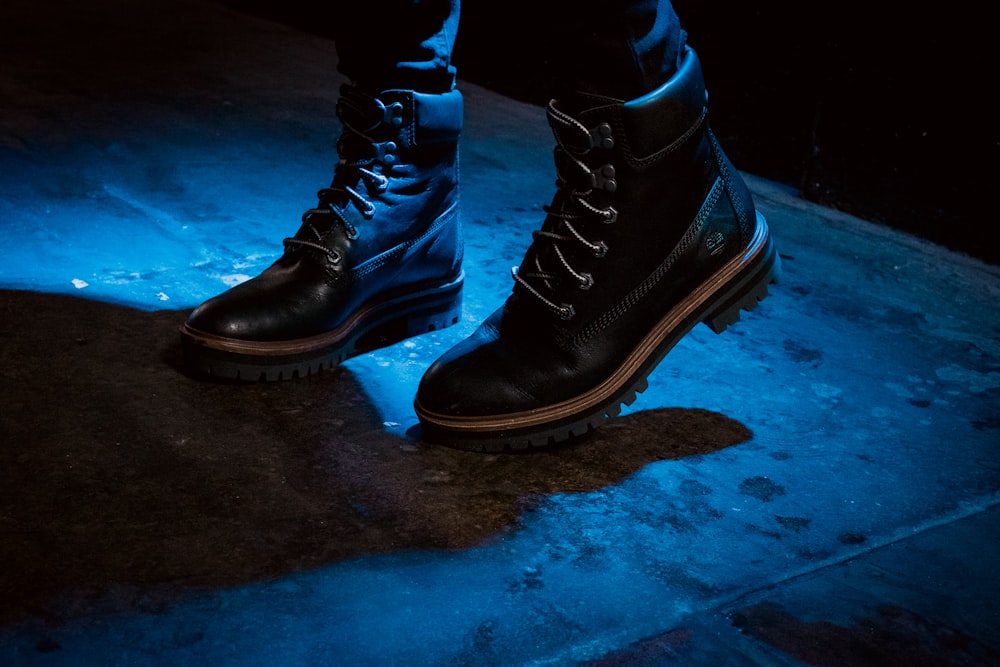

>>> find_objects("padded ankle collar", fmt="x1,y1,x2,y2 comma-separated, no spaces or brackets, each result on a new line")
577,46,708,162
338,86,463,150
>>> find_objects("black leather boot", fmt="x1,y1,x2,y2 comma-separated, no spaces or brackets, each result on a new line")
181,85,464,380
414,46,780,451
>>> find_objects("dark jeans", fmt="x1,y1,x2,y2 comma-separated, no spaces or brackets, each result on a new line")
334,0,687,101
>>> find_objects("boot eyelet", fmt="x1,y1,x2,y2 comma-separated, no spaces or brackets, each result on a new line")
593,242,608,258
593,164,617,192
374,141,397,165
589,123,614,150
365,99,404,131
602,207,618,224
383,101,404,128
578,273,594,290
327,250,342,265
558,304,576,320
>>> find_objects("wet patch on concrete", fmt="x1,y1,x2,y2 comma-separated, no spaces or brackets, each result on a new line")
738,476,787,502
731,601,1000,667
678,479,713,496
0,289,754,626
782,338,824,365
579,627,693,665
775,515,812,533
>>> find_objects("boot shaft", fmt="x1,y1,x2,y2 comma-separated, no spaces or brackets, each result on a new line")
515,46,757,333
294,85,464,279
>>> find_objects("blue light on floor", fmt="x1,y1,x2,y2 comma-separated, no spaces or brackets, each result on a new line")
2,27,999,664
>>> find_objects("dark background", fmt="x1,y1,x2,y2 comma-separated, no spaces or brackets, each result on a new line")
225,2,996,265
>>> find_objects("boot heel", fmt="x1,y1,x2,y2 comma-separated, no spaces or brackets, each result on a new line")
354,277,463,354
704,276,772,334
402,295,463,336
703,229,782,334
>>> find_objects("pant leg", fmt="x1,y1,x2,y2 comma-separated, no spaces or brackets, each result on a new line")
548,0,687,101
333,0,460,94
332,0,683,101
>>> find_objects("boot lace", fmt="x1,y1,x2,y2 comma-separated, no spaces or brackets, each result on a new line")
513,101,618,320
284,92,402,263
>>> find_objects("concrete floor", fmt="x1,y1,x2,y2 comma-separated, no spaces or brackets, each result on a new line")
1,1,999,665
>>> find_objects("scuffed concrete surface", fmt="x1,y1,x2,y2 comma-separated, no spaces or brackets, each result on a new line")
0,1,998,665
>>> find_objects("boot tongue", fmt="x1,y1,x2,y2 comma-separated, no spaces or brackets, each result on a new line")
511,94,627,316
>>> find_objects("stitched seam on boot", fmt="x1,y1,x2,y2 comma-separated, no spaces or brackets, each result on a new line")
571,176,724,347
350,201,459,280
615,110,706,167
709,129,753,242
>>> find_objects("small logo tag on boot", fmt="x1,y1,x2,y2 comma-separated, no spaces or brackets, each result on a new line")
706,231,727,256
